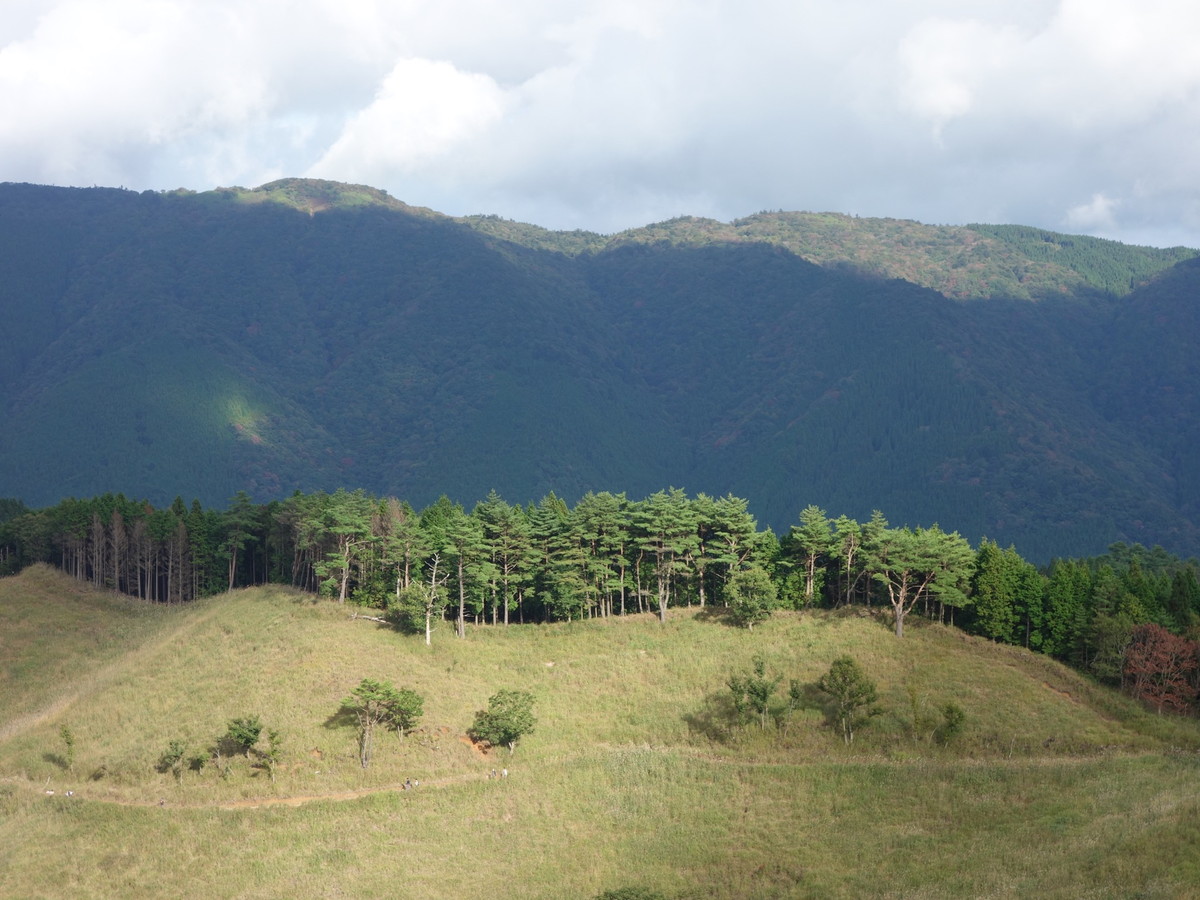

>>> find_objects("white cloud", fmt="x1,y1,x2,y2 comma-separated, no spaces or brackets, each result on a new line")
898,18,1026,129
1065,192,1119,233
309,58,506,180
0,1,278,183
2,0,1200,245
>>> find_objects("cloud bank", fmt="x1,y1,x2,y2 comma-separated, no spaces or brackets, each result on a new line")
2,0,1199,245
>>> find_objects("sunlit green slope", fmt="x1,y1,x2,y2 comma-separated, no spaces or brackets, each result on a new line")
1,567,1198,898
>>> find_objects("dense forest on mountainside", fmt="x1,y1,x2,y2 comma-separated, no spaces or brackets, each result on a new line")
3,488,1197,713
0,179,1197,560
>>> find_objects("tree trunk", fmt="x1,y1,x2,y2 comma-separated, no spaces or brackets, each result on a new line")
227,546,238,592
457,557,466,638
359,722,373,768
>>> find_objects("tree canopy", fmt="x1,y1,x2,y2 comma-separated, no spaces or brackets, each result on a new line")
469,690,537,754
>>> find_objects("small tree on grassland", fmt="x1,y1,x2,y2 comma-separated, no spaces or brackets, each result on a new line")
817,655,879,744
469,690,536,754
340,678,424,768
727,654,781,730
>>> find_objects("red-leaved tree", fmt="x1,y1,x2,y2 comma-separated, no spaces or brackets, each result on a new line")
1122,624,1199,714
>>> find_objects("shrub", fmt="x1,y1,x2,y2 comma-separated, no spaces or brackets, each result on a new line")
937,702,966,743
221,715,264,756
156,740,187,780
469,690,536,754
59,724,76,772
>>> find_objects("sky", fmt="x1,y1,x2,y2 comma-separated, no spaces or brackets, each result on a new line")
3,0,1200,246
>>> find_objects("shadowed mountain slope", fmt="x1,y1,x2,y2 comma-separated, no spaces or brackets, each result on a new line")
0,180,1196,559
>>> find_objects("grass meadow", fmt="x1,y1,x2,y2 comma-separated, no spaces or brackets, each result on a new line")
1,564,1198,898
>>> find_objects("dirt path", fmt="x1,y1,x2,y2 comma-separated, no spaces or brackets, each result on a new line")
216,771,485,809
10,743,1168,814
0,694,82,744
2,768,501,811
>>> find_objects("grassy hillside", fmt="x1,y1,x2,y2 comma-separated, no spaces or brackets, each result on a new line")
1,566,1198,898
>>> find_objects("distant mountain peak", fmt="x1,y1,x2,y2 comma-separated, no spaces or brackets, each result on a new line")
233,177,431,217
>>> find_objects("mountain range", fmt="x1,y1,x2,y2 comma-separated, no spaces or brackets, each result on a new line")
1,178,1197,560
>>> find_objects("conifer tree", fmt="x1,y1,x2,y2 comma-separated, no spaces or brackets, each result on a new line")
791,505,833,607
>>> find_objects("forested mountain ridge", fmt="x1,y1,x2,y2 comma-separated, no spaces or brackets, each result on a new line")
0,179,1197,559
464,206,1196,300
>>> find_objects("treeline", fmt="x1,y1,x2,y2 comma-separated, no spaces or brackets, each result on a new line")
1,489,1198,710
0,494,224,603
